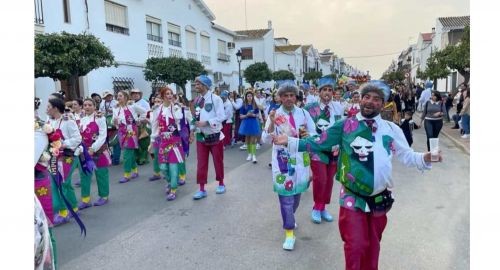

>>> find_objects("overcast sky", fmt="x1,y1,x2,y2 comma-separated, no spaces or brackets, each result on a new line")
204,0,469,79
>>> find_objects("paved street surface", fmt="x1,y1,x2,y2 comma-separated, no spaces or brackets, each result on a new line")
55,124,470,270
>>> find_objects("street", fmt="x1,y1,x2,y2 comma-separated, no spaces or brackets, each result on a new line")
54,126,470,270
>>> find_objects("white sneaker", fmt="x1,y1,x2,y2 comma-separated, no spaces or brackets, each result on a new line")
240,144,247,150
246,154,252,161
256,144,261,150
461,134,469,139
252,155,257,163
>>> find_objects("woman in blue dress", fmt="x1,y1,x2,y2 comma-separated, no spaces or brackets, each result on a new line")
238,90,261,163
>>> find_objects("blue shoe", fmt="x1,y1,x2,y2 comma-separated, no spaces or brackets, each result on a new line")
311,210,322,224
215,185,226,194
321,210,334,222
282,236,296,251
193,190,207,200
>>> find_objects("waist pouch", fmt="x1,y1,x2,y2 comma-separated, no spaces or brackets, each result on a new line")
63,149,75,157
202,132,220,145
344,186,394,212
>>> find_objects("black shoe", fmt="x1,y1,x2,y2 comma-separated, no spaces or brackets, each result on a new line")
451,126,459,129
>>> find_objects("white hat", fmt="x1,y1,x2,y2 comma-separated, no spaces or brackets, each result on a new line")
130,88,142,93
102,91,113,98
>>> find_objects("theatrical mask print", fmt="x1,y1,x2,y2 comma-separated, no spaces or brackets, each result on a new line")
350,136,374,162
316,118,330,133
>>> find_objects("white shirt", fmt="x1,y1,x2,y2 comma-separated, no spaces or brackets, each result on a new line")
223,99,234,124
230,97,243,110
418,88,432,107
47,115,82,151
150,103,184,142
261,105,317,143
303,93,319,105
194,91,226,136
135,98,151,112
112,103,147,126
319,101,337,128
79,113,107,152
100,100,118,114
332,100,347,118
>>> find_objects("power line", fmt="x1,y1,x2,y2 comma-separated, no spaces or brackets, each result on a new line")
342,51,402,59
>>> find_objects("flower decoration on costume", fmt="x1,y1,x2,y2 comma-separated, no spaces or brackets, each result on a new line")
43,124,64,158
343,196,356,209
276,174,286,184
274,114,295,136
309,106,321,118
346,173,356,182
284,180,294,191
343,117,359,134
36,187,48,197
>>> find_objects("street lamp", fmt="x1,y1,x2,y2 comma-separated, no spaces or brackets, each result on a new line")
236,50,242,95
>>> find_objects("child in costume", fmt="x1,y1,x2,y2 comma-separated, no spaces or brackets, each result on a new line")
239,90,261,163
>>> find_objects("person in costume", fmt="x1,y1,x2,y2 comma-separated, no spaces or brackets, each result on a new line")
332,87,348,121
221,90,234,148
148,95,163,181
261,81,316,251
77,98,112,209
150,87,188,201
345,91,361,117
131,88,151,165
273,81,442,269
303,76,339,224
190,75,227,200
174,93,192,186
238,90,261,163
229,91,245,147
100,91,120,165
35,195,56,270
45,97,82,226
301,83,319,105
112,90,147,183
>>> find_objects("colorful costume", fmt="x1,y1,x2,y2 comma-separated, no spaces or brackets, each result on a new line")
151,104,186,200
134,97,151,165
304,100,339,223
46,115,82,225
261,105,316,250
101,99,120,165
222,94,234,146
77,113,111,209
112,104,147,183
192,81,227,199
289,113,431,268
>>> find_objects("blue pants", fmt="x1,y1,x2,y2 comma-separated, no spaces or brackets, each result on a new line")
461,114,470,135
112,143,121,165
278,194,301,230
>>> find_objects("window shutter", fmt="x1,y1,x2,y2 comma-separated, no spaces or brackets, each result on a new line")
201,35,210,54
168,23,180,34
146,15,161,25
218,40,226,53
186,31,197,51
105,1,127,28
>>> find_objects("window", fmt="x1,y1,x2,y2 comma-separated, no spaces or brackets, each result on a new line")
146,16,162,42
186,30,196,52
63,0,71,23
241,47,253,60
168,23,181,47
201,33,210,55
105,1,129,35
217,40,229,62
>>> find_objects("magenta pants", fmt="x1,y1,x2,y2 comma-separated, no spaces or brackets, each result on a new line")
339,207,388,270
196,140,224,184
311,160,336,205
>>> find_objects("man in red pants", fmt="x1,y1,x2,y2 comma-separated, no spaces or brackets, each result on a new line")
304,76,339,224
190,75,227,200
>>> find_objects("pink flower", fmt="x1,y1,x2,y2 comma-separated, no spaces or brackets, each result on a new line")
344,196,356,209
275,115,287,126
346,173,355,182
284,180,294,191
343,117,359,134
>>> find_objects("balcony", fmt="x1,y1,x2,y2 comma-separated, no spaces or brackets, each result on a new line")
106,24,129,35
147,34,163,43
169,48,183,58
217,53,230,62
201,55,211,65
168,39,181,47
186,52,198,60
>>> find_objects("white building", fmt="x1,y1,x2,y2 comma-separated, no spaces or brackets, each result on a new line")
432,16,470,93
412,32,433,84
234,22,275,72
274,45,303,82
302,45,320,73
319,49,335,76
34,0,239,118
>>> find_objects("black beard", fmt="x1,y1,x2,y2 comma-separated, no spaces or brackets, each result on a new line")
360,105,380,118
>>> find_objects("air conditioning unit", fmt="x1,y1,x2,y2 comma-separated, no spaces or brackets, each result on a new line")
227,42,235,49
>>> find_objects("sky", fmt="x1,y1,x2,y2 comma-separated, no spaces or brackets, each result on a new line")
204,0,469,79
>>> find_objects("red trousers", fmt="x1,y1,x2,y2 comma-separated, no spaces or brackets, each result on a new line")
196,140,224,184
311,160,336,205
222,123,232,146
339,207,388,270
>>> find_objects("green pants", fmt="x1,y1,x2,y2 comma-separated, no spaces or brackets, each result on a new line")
160,163,179,189
136,136,150,164
179,161,186,177
153,147,160,174
51,158,79,213
123,148,137,174
49,227,57,269
80,167,110,199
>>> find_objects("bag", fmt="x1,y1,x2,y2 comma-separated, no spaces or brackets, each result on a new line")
62,149,75,157
202,132,221,145
345,186,394,212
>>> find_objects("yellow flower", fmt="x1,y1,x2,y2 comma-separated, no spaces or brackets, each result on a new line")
65,157,73,164
36,187,48,196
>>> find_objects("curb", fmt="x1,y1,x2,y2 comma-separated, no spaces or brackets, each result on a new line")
440,129,470,156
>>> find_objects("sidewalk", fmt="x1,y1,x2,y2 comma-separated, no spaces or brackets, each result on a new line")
415,109,470,155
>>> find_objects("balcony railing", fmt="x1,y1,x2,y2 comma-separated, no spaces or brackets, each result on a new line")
106,24,129,35
147,34,163,43
201,55,211,65
168,39,182,47
217,53,230,62
34,0,44,24
169,48,183,58
186,52,198,60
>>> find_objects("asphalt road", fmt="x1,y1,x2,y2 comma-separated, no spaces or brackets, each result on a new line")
54,126,470,270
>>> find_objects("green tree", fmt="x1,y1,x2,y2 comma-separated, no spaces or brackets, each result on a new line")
272,70,295,81
243,62,272,86
381,71,405,84
35,32,115,100
303,71,323,82
143,57,205,94
439,26,470,84
423,50,450,88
